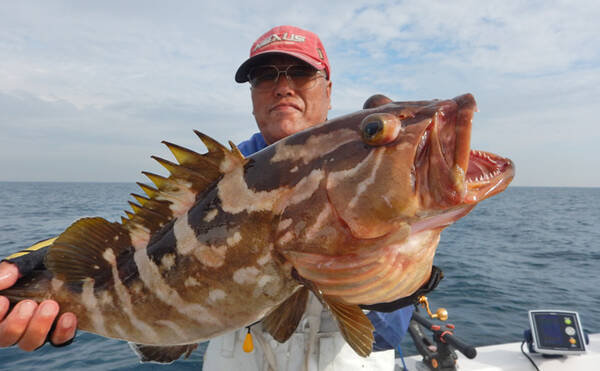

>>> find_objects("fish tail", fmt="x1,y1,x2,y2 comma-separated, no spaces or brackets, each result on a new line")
0,268,54,304
1,217,134,307
2,237,56,275
1,236,56,304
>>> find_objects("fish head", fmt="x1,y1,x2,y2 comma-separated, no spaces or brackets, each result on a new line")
273,93,514,305
326,93,514,240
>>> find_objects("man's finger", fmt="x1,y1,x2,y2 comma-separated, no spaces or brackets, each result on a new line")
0,296,10,321
18,300,59,351
0,262,20,290
0,300,37,347
50,312,77,346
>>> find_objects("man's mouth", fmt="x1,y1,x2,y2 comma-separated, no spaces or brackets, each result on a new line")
270,102,301,112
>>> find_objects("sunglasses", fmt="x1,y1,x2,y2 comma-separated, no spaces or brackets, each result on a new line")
247,65,326,91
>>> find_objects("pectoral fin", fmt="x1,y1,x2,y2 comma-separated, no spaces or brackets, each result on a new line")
128,342,199,364
262,287,309,342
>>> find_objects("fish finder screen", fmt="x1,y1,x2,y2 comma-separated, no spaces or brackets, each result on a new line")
531,311,585,352
535,314,568,347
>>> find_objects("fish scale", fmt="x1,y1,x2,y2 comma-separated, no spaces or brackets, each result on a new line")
1,93,514,363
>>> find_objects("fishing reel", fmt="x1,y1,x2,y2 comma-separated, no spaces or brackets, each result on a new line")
417,296,448,321
407,296,476,371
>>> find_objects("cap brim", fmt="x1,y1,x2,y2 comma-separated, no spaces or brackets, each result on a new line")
235,51,326,83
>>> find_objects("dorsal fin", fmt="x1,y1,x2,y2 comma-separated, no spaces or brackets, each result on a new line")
229,140,245,159
136,182,159,198
44,134,246,281
122,132,247,241
151,156,215,191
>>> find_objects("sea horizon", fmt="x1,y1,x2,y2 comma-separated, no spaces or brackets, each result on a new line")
1,180,599,189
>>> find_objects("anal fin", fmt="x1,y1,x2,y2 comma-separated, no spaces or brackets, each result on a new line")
129,342,199,364
262,287,309,343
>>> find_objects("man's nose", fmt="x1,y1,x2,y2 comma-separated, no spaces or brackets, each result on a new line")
273,74,295,96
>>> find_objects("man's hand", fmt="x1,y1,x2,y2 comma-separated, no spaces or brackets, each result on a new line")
0,261,77,351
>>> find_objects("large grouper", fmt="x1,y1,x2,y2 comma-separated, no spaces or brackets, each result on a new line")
0,93,514,362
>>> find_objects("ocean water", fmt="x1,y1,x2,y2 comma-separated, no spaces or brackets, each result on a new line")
0,182,598,369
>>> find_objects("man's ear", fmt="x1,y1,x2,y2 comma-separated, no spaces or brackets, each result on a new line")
363,94,392,109
327,80,332,110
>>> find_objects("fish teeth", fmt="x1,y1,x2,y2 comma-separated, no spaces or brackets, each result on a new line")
468,167,502,183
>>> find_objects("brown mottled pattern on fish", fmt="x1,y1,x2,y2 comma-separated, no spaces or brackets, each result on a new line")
1,94,514,360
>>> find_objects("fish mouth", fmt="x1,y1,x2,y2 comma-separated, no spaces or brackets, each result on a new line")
418,94,514,208
464,150,514,203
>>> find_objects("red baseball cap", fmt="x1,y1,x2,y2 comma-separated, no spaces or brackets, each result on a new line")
235,25,330,83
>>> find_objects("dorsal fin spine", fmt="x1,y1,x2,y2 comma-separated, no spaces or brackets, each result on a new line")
123,133,244,239
132,193,150,206
194,131,228,153
128,201,143,214
137,182,159,198
142,172,181,191
162,141,212,168
151,156,214,185
229,141,245,160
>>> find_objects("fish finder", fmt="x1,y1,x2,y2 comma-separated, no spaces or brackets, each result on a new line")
527,310,587,355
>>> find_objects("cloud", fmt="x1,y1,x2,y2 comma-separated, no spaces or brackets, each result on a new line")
0,1,598,186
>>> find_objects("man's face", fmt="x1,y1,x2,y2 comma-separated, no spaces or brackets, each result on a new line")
250,55,332,144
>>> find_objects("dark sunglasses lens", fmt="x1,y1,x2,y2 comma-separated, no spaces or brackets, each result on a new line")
248,65,321,90
249,66,278,87
287,66,319,89
287,65,315,78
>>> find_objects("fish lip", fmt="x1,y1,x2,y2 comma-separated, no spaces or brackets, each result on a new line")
452,93,476,177
416,94,510,207
450,95,514,204
416,94,475,171
413,94,514,205
411,204,475,234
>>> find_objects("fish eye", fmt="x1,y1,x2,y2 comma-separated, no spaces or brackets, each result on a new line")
364,121,383,138
360,113,402,146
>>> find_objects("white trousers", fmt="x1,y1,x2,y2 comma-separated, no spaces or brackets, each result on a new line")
202,294,395,371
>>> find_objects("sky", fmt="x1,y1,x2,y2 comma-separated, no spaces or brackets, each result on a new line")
1,1,599,187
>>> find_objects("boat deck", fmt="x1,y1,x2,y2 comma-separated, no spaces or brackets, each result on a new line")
399,333,599,371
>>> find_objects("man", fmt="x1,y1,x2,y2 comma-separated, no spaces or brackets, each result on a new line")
0,25,413,369
203,25,414,371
